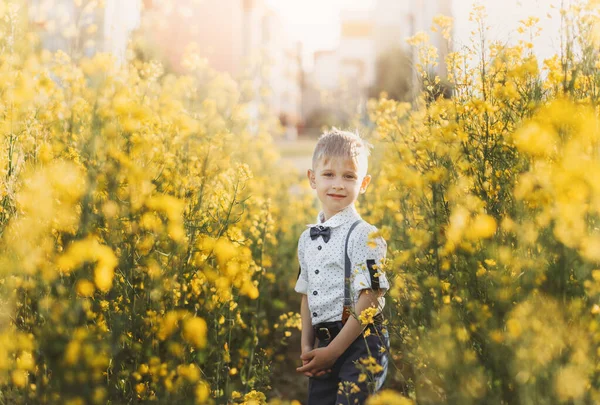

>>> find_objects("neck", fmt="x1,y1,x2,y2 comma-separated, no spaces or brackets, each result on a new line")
322,205,353,222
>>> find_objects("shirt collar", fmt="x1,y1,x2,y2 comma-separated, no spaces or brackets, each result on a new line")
307,205,361,229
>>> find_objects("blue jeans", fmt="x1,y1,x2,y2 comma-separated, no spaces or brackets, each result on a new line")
307,323,389,405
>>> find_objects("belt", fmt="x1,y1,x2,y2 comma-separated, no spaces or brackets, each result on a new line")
314,321,343,342
314,313,384,342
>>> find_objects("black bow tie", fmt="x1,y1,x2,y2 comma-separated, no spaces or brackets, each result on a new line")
310,226,331,243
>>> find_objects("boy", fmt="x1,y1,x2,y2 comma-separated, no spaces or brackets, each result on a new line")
295,129,390,404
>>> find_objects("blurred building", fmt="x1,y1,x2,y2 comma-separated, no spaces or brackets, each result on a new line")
28,0,301,137
244,4,302,138
311,50,339,91
141,0,245,76
302,0,452,130
28,0,141,64
141,0,302,137
301,8,375,132
338,9,376,96
310,8,377,98
373,1,413,57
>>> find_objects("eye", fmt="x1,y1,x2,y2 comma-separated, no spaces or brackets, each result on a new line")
323,173,333,177
345,174,356,179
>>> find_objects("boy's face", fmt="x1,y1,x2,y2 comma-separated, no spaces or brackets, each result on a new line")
307,156,371,220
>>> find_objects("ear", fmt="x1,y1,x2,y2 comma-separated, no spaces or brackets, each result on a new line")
359,174,371,194
307,169,316,189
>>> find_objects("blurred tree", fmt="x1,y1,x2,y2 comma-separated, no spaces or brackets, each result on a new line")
304,107,348,133
369,46,414,101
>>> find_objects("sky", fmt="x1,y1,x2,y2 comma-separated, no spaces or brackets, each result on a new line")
266,0,563,70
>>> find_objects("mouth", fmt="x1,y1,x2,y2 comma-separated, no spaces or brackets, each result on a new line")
328,194,346,199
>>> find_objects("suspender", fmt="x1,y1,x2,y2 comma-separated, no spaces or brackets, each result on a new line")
342,219,363,324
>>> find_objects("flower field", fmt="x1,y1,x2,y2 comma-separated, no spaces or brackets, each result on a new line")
0,2,315,404
3,0,600,404
365,3,600,404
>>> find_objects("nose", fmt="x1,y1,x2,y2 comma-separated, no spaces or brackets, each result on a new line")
333,184,344,190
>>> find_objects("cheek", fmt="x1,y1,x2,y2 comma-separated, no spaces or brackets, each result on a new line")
317,181,329,190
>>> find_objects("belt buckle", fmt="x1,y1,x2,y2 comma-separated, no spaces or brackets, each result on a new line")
318,327,331,341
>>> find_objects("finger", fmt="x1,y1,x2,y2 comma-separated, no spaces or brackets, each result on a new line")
296,364,311,373
299,355,322,370
300,352,314,361
303,372,314,377
300,357,315,366
297,360,318,374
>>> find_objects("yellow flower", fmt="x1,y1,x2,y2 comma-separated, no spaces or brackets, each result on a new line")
506,319,522,338
195,381,210,404
57,237,118,292
432,14,454,40
406,31,430,46
177,364,200,383
445,206,469,247
581,236,600,262
359,307,378,325
466,214,497,240
16,351,34,371
555,365,587,401
513,121,558,158
76,279,95,298
182,317,207,349
11,369,28,388
359,356,384,374
242,390,267,405
158,311,181,341
366,390,414,405
64,341,81,365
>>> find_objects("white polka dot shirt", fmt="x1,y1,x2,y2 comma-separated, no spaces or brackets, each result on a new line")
294,204,389,325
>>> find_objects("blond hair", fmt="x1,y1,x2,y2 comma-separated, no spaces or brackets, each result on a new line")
312,128,372,175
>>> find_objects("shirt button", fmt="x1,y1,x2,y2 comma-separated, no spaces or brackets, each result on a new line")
318,246,322,250
313,312,317,317
315,269,320,274
313,291,318,296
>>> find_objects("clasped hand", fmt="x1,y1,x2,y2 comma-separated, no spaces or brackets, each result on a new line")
296,347,337,377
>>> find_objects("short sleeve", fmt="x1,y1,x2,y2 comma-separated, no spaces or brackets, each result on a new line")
294,232,309,294
350,223,389,296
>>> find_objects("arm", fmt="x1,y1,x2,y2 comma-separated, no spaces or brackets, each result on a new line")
299,294,317,377
300,294,315,353
326,289,381,358
296,288,381,374
295,234,315,370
